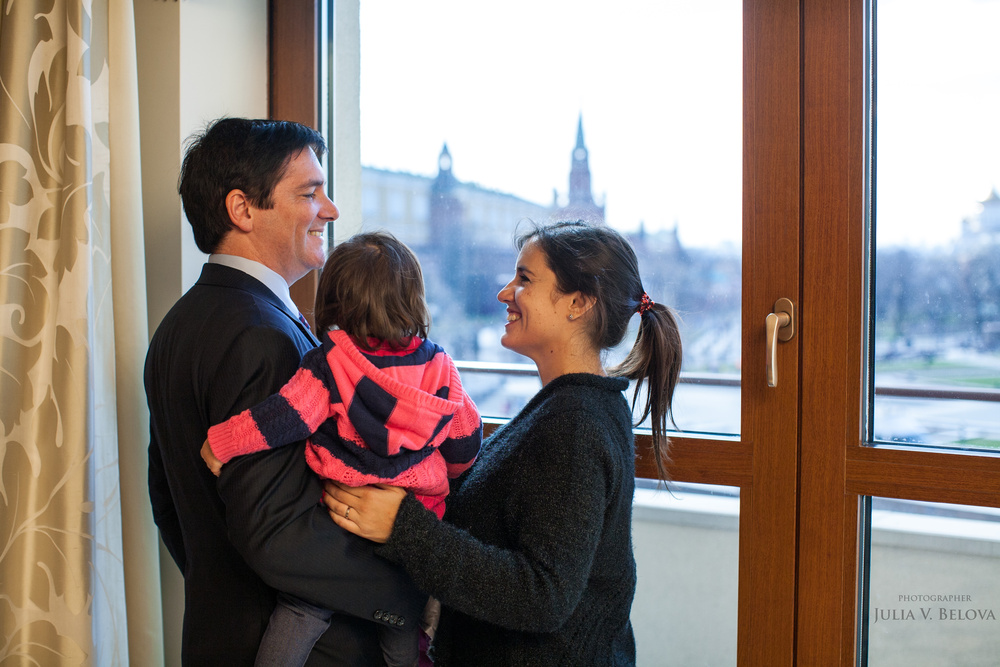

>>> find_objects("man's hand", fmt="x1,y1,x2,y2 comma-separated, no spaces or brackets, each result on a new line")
201,439,224,476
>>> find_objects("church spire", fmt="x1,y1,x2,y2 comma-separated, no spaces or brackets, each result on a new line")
550,115,605,225
569,114,594,207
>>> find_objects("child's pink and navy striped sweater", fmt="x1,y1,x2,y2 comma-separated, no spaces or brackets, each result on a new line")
207,329,482,518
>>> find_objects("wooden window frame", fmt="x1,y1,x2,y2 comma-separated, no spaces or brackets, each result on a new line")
269,0,322,324
269,1,1000,664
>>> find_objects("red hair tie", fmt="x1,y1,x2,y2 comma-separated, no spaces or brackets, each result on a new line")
637,292,654,315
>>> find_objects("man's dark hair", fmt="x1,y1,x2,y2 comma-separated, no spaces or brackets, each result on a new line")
178,118,327,253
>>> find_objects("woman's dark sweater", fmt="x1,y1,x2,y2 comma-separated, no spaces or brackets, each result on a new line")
377,373,637,666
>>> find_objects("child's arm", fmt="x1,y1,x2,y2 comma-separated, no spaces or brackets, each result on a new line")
205,348,334,467
438,391,483,478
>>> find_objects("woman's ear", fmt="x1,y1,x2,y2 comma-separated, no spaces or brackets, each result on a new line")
568,292,597,320
225,189,254,233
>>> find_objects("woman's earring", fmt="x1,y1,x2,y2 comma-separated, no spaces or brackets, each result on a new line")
568,314,575,321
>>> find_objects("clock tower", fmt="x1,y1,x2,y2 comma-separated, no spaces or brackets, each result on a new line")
430,143,463,245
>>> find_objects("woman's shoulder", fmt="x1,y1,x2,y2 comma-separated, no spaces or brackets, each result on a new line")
535,373,629,412
514,374,632,443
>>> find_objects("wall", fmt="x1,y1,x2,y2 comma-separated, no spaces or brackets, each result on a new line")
632,487,740,666
133,1,268,663
134,0,268,334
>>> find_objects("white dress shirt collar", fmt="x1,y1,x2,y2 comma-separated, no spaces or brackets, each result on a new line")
208,254,300,317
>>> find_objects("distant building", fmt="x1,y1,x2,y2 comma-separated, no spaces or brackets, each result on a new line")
360,144,549,250
359,118,613,339
360,116,609,250
361,142,551,357
357,118,723,361
960,187,1000,250
956,187,1000,350
549,115,606,225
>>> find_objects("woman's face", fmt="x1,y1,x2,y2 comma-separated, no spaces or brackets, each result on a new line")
496,240,576,363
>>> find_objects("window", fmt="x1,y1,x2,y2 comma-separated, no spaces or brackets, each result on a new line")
354,0,742,435
314,1,1000,664
864,498,1000,664
343,1,745,661
859,2,1000,663
871,0,1000,451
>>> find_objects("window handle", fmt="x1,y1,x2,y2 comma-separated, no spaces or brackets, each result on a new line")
766,298,796,387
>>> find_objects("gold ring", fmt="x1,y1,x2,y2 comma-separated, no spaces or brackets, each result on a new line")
344,506,351,520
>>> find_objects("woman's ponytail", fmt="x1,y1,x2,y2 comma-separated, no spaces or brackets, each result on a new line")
611,301,683,480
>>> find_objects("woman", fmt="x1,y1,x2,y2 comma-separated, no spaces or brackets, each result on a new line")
325,221,682,666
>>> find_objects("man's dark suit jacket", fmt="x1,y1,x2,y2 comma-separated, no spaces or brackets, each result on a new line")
146,263,423,666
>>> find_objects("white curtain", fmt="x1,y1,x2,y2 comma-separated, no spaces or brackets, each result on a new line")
0,0,163,664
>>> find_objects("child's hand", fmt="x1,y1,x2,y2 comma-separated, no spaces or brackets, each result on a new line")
200,439,224,476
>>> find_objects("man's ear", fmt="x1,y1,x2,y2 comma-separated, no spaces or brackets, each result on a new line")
226,189,254,233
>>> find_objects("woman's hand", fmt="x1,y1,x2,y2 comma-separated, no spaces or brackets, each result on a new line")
200,439,223,476
323,480,406,544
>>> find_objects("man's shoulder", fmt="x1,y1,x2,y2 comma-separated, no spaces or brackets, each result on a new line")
147,276,308,378
158,270,291,331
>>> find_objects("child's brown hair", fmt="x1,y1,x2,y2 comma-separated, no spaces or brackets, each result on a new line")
313,231,430,351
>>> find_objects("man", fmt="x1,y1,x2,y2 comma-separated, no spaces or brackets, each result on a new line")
146,118,422,666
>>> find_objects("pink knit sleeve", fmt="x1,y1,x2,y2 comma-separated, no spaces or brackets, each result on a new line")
439,374,482,478
207,410,269,463
452,390,482,439
207,364,332,464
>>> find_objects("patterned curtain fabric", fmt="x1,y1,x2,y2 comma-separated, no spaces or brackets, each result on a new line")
0,1,161,664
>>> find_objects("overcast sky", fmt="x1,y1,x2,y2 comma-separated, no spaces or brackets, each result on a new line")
359,0,1000,250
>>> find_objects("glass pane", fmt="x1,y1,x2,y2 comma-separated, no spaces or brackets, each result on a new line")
872,0,1000,449
358,0,742,432
633,482,739,665
864,497,1000,666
